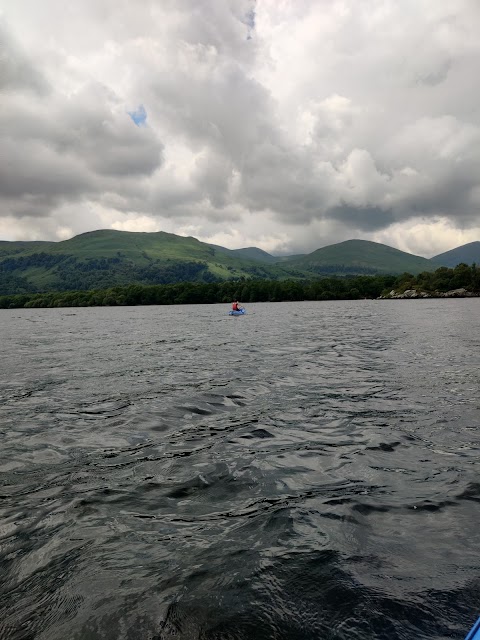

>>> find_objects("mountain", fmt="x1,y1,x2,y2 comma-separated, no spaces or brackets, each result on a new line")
230,247,278,263
0,240,53,256
0,229,301,295
207,244,277,263
2,231,473,297
283,239,434,275
431,241,480,268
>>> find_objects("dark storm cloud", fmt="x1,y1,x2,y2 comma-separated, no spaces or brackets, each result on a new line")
0,45,164,217
327,205,395,231
0,138,92,201
58,86,163,178
0,20,49,95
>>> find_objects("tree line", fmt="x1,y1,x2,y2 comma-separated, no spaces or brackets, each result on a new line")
392,263,480,293
0,254,217,295
0,274,401,308
0,264,478,309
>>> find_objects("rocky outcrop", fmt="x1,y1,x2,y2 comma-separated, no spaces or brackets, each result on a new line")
389,289,429,299
436,288,477,297
380,287,479,299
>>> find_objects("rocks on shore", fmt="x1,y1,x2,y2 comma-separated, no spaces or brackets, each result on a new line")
380,287,479,299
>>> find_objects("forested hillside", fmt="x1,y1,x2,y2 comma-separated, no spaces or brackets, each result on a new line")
0,230,303,295
1,264,478,309
1,230,478,296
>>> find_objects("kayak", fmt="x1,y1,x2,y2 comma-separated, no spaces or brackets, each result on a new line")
466,617,480,640
229,308,246,316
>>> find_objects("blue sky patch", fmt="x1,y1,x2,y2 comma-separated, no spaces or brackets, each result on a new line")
128,104,147,126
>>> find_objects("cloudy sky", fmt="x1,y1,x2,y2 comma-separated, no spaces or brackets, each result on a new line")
1,0,480,256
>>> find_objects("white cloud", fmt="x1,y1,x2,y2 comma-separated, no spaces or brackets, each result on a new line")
111,215,162,233
1,0,480,256
373,217,480,258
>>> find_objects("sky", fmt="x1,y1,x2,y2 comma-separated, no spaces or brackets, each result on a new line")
1,0,480,257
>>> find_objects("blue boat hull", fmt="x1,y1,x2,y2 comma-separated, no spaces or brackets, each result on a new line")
229,309,246,316
466,617,480,640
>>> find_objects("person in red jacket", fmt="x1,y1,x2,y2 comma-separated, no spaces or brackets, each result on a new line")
232,300,243,311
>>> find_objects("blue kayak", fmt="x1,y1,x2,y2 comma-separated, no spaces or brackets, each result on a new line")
229,308,246,316
466,617,480,640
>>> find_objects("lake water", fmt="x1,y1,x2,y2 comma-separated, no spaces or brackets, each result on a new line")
1,300,480,640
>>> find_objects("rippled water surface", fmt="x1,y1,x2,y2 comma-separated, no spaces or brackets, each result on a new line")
1,301,480,640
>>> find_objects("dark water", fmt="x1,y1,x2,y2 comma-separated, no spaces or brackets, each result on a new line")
1,301,480,640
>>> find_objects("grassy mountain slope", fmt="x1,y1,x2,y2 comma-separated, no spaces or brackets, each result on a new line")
285,239,434,275
274,254,306,262
0,240,54,257
431,241,480,267
0,230,302,294
2,231,461,296
207,243,277,263
49,230,227,262
230,247,278,263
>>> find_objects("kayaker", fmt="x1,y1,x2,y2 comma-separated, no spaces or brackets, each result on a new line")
232,300,242,311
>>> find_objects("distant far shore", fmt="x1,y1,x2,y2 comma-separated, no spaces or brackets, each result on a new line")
0,266,479,309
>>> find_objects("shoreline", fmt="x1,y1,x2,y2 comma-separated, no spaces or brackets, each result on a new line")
379,287,480,299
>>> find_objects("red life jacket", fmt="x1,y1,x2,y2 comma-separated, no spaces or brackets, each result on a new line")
232,302,239,310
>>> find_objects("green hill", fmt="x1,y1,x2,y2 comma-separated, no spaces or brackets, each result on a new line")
0,240,53,257
284,239,434,275
0,231,451,296
207,243,277,263
431,241,480,268
0,230,301,295
230,247,278,263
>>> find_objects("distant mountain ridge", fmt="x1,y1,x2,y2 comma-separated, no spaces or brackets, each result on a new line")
283,239,433,275
431,241,480,268
207,243,278,263
0,229,478,296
